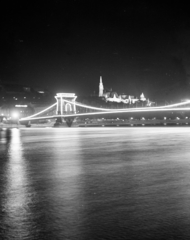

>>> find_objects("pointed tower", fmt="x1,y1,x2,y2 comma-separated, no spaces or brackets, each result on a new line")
99,76,104,97
140,93,146,101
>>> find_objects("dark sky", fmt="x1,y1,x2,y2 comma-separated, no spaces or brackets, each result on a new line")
1,0,190,100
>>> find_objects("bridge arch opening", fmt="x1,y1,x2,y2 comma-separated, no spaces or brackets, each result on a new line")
65,103,72,112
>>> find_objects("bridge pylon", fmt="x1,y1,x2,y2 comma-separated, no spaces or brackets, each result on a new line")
54,93,77,127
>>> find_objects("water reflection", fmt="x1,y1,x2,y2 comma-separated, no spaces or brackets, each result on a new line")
49,129,85,239
0,128,11,145
20,128,85,239
1,129,33,239
1,127,190,239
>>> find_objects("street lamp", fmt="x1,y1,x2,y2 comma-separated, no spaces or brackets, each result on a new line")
11,111,19,127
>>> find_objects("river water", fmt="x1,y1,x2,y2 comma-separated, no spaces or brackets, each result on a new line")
0,127,190,240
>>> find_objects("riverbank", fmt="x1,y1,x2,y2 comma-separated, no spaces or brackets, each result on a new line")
1,118,190,128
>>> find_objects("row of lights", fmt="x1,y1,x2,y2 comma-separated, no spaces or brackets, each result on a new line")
88,117,189,121
99,123,190,127
1,96,42,100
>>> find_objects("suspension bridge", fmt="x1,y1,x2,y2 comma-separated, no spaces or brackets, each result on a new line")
19,93,190,127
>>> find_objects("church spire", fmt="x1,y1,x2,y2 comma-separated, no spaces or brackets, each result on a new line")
99,76,104,97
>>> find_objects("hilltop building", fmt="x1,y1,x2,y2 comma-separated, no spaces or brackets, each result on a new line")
97,76,153,106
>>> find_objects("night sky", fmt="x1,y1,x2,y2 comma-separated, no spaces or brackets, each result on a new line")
1,0,190,100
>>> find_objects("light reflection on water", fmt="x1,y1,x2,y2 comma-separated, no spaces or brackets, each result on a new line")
1,127,190,239
1,129,33,239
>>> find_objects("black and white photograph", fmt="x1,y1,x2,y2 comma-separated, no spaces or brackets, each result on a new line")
1,1,190,239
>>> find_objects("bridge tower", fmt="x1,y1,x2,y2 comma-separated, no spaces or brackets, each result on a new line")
55,93,77,114
55,93,77,127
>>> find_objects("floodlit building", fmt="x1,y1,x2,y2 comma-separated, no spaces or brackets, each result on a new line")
0,83,54,118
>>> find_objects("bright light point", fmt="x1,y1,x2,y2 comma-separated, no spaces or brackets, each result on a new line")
164,117,167,120
15,105,27,108
186,117,188,119
130,117,133,120
11,112,19,119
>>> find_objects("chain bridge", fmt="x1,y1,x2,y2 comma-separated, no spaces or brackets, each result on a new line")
19,93,190,127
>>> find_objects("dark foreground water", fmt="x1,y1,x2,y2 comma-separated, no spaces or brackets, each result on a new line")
1,127,190,240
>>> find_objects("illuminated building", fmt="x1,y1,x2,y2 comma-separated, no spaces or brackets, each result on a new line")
98,77,152,106
0,83,54,119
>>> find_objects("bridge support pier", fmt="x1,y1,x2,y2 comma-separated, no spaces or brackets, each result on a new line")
54,111,63,127
64,117,75,127
19,120,31,127
26,121,31,127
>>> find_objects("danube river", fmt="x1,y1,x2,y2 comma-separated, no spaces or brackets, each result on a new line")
1,127,190,240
